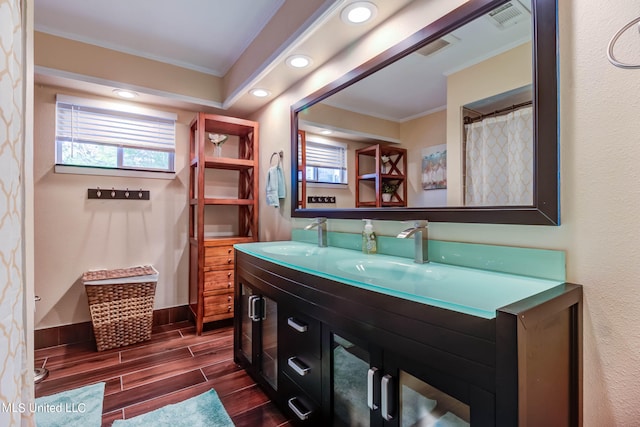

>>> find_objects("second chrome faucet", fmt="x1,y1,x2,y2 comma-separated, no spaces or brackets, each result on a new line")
305,217,328,247
397,220,429,263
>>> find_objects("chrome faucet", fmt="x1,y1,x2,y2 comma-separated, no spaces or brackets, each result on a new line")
397,220,429,263
305,217,328,247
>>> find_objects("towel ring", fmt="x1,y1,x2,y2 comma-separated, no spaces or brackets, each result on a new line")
270,151,283,166
607,16,640,69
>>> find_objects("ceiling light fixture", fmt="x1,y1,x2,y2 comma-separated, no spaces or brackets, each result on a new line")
250,88,271,98
286,54,313,69
113,89,138,99
341,1,378,25
320,129,333,135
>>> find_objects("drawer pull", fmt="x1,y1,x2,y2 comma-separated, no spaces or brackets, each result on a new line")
287,357,310,376
287,317,308,333
227,305,232,312
227,258,232,264
227,272,232,277
288,397,312,421
227,295,232,302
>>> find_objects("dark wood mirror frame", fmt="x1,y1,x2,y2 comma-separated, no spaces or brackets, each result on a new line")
290,0,558,225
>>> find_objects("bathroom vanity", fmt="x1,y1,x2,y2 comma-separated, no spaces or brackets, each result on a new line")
233,241,582,426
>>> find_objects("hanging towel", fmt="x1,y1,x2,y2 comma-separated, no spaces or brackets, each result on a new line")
276,164,286,200
266,166,280,208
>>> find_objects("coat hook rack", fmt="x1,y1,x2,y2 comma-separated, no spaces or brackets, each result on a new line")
88,187,150,200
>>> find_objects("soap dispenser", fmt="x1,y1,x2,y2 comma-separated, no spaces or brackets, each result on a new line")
362,219,377,254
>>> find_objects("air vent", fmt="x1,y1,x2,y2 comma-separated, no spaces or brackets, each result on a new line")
416,34,459,57
486,1,530,29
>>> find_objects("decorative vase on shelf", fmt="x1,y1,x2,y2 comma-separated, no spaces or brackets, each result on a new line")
381,155,390,174
208,133,228,158
382,193,392,202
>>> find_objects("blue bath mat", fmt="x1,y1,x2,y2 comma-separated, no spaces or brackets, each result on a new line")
113,388,234,427
35,382,105,427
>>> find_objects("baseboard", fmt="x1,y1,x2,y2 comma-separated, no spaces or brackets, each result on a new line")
34,305,191,350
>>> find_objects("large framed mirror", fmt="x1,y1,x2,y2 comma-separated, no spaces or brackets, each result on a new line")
291,0,558,225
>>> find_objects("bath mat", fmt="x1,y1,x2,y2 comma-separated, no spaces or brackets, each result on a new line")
113,388,234,427
35,382,105,427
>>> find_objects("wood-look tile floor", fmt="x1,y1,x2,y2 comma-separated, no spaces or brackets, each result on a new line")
34,321,292,427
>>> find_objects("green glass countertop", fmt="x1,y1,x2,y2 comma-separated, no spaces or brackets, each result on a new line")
235,241,564,319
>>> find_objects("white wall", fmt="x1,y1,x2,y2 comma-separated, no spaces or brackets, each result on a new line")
252,0,640,424
33,85,192,328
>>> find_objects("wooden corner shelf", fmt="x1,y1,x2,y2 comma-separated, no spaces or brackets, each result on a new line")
355,144,407,208
188,112,259,334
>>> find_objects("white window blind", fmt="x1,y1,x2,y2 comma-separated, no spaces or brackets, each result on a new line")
55,94,177,173
299,139,347,184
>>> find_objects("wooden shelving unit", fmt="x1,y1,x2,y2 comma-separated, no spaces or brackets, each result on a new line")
355,144,407,207
189,112,259,334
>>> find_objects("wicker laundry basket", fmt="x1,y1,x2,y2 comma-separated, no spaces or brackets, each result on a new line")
82,265,158,351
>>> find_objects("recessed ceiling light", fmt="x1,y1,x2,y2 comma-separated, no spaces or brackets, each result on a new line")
286,54,313,69
113,89,138,99
250,88,271,98
341,1,378,25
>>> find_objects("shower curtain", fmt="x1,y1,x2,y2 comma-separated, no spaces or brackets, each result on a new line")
0,0,33,425
464,106,533,206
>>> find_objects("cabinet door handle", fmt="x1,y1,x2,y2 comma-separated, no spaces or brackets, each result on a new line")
287,357,310,376
247,295,255,320
381,374,395,421
248,295,259,321
367,367,380,410
288,397,312,420
287,317,308,333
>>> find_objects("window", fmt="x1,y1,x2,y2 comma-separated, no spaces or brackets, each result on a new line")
299,139,347,184
55,94,177,175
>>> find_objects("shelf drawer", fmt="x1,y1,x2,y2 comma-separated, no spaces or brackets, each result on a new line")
281,312,321,359
204,293,233,316
205,245,234,257
204,270,233,293
280,373,320,425
204,255,234,270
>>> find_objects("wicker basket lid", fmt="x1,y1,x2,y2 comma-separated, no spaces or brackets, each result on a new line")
82,265,158,285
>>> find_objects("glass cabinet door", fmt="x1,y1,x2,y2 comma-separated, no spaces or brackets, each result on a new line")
261,295,278,389
398,370,470,427
331,334,372,427
239,283,254,363
237,284,278,390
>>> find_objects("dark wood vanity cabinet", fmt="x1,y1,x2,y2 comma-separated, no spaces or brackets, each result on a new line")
233,251,582,426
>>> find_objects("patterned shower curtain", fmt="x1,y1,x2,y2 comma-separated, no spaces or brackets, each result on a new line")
464,106,534,206
0,0,33,425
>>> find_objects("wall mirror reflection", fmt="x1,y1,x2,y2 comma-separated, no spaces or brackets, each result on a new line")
291,0,558,225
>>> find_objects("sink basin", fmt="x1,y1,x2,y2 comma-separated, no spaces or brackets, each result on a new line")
335,258,444,284
235,240,564,319
261,242,326,257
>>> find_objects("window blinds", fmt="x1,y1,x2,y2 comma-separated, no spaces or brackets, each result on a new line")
304,140,346,169
55,95,176,152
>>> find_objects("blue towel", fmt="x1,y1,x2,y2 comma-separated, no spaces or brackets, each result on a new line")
266,166,280,207
277,165,286,199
